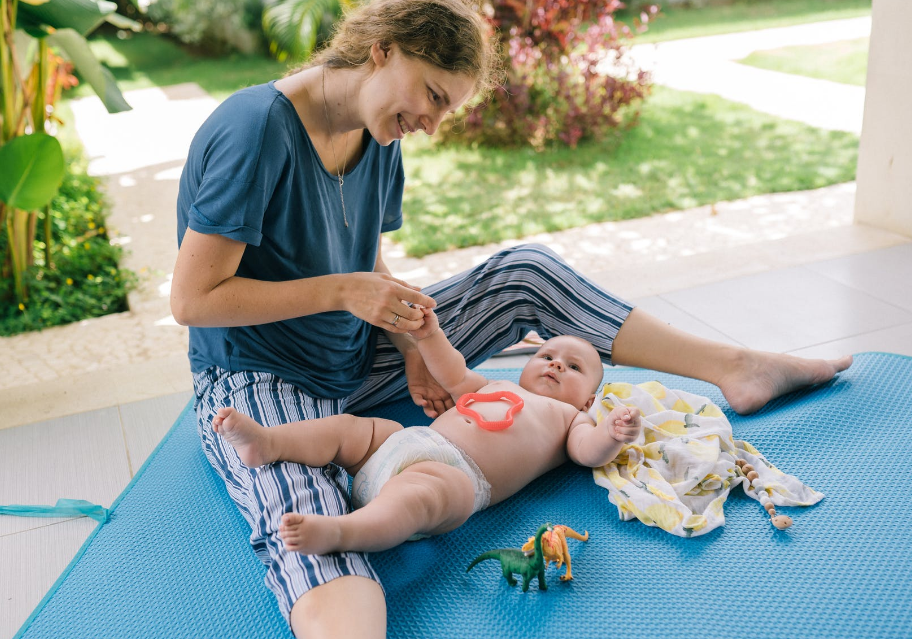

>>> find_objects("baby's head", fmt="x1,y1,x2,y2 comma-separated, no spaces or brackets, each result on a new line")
518,336,603,411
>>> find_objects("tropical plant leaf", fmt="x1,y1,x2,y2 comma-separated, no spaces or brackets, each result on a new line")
18,0,117,37
103,11,142,32
263,0,343,62
0,132,66,211
47,28,131,113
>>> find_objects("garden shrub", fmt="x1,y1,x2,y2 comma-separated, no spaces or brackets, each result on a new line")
443,0,657,149
0,154,137,337
145,0,265,55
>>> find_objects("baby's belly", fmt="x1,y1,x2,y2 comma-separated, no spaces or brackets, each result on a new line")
431,414,564,504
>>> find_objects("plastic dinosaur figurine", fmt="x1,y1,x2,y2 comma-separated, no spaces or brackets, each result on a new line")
521,524,589,581
466,523,550,592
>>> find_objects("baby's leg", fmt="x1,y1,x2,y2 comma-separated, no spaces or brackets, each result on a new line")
213,407,401,472
279,461,476,555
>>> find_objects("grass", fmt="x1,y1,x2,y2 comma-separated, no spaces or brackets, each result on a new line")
738,37,869,86
619,0,870,44
394,86,858,257
64,13,860,260
74,31,288,102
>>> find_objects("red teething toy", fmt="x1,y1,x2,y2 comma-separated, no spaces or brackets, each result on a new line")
455,391,524,431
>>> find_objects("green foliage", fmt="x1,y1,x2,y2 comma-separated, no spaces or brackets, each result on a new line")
395,87,860,257
0,133,66,211
0,155,137,336
145,0,266,54
262,0,353,63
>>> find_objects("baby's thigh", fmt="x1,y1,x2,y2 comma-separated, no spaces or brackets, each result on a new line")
398,461,477,533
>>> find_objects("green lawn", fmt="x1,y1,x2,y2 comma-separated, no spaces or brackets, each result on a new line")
67,22,859,259
738,37,869,86
394,87,858,257
75,31,288,102
620,0,870,44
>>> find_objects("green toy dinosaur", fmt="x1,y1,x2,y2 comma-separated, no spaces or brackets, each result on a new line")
466,523,550,592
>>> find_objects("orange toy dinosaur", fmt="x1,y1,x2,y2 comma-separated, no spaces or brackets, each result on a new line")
521,524,589,581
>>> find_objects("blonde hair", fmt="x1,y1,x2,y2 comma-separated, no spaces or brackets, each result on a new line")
290,0,501,98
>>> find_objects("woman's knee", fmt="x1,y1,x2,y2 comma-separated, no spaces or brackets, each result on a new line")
497,242,563,268
291,576,385,639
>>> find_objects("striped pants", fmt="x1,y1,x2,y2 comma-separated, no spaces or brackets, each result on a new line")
192,244,633,620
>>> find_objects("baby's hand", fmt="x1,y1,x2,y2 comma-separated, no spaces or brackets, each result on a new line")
607,406,641,443
408,307,440,341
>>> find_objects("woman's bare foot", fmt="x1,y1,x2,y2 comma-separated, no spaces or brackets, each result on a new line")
279,513,345,555
717,351,853,415
212,407,276,467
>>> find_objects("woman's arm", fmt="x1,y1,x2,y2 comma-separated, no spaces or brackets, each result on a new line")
374,240,455,417
170,229,434,328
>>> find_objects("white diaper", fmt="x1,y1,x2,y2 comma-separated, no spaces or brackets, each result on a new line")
351,426,491,520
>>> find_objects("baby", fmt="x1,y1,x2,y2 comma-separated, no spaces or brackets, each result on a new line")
213,309,641,555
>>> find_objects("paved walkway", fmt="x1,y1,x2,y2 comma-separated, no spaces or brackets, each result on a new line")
2,16,901,429
627,17,870,133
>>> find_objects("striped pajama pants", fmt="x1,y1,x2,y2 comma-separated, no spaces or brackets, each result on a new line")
192,243,634,621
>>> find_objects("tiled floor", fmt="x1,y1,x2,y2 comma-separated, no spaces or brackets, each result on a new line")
2,242,912,638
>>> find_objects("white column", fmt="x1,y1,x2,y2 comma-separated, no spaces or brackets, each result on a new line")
854,0,912,237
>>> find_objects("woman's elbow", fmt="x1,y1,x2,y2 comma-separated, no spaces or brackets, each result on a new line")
170,290,197,326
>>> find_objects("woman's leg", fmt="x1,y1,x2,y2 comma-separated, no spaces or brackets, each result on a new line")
194,367,386,639
348,244,850,415
611,308,852,414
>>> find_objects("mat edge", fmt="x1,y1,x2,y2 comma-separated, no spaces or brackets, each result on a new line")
12,350,905,637
12,399,196,639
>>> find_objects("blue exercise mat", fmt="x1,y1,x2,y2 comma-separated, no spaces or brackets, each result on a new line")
13,352,912,639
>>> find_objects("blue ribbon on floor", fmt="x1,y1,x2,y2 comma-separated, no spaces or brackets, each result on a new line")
0,499,110,524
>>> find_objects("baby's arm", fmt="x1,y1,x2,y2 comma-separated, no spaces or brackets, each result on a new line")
565,406,642,467
409,308,488,400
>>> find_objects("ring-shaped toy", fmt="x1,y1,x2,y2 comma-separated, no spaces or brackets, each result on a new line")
455,391,524,431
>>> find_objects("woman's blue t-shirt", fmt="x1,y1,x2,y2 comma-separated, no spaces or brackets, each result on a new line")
176,81,404,399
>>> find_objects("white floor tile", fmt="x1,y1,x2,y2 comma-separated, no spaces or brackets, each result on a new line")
0,518,97,639
631,296,744,346
119,391,194,474
0,409,132,537
788,321,912,359
806,243,912,312
660,266,912,352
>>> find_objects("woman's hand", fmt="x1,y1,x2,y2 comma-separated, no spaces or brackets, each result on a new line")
339,272,435,333
404,350,455,418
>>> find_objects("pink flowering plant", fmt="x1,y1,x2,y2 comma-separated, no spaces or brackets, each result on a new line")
446,0,657,149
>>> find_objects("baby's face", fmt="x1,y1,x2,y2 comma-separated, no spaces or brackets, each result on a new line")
518,336,602,411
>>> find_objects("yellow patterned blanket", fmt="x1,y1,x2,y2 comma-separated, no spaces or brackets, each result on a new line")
590,381,823,537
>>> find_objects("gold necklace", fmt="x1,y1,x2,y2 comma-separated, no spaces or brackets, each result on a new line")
321,66,350,228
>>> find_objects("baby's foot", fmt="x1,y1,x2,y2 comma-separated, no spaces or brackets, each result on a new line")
718,351,853,415
212,407,275,467
609,406,641,443
279,513,344,555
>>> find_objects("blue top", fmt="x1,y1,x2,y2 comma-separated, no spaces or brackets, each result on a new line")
176,81,405,398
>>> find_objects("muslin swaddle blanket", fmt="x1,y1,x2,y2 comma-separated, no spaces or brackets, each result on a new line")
590,381,823,537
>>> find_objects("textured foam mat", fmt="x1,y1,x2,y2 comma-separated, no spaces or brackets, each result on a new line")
15,353,912,639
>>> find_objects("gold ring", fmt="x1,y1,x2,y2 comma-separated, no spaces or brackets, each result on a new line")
392,313,400,327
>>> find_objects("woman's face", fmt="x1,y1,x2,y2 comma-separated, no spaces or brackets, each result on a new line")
361,43,476,145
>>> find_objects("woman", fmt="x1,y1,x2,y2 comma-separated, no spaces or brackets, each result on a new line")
171,1,851,636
